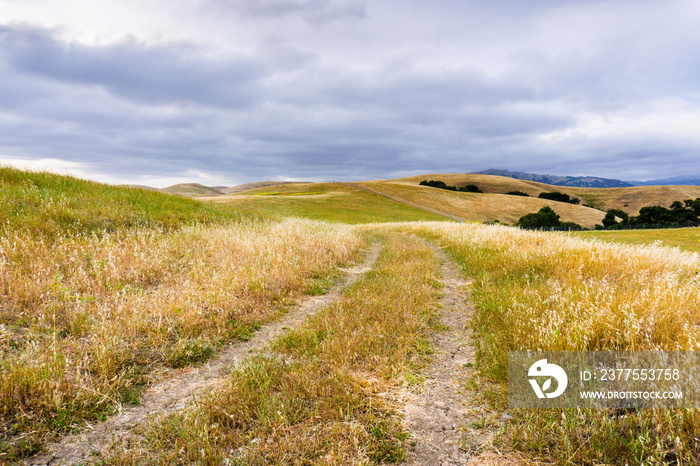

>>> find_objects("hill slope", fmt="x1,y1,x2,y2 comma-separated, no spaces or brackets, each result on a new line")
391,174,700,215
160,183,224,197
0,168,241,237
474,168,632,188
206,182,450,224
360,178,606,228
221,181,308,194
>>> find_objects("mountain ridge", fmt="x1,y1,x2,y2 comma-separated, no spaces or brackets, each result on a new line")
472,169,633,188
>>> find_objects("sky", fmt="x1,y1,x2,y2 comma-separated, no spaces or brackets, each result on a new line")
1,0,699,187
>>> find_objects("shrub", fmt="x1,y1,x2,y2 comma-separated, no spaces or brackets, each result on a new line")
517,206,582,230
459,184,483,193
537,191,580,204
419,180,483,193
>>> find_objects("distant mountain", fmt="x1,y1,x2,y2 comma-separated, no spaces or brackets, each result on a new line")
627,176,700,186
222,181,308,194
160,183,224,197
473,169,633,188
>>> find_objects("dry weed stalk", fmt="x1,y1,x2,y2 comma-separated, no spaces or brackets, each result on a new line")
0,218,361,456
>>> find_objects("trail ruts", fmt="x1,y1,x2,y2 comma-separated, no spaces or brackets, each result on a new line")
27,242,382,466
404,244,519,466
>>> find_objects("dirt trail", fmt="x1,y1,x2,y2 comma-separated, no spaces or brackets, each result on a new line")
403,244,518,465
27,242,382,466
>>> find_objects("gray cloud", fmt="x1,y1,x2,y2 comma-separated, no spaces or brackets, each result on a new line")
205,0,366,24
0,25,297,108
1,0,700,185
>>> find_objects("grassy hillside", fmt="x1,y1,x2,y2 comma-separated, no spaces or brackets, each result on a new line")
572,227,700,253
221,181,307,194
360,179,606,228
0,168,242,237
565,184,700,214
160,183,224,197
406,222,700,464
206,182,450,223
390,173,700,215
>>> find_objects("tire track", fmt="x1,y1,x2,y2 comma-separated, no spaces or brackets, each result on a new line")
403,244,520,465
26,242,382,466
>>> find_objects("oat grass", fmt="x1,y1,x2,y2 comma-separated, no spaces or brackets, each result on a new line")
0,218,361,459
106,232,443,465
405,222,700,464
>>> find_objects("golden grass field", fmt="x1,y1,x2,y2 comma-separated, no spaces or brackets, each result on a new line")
359,179,607,228
5,168,700,464
402,221,700,464
388,173,700,215
574,227,700,253
0,214,362,459
204,182,450,224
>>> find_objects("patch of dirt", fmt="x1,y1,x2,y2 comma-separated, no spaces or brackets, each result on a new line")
403,245,521,465
26,243,382,466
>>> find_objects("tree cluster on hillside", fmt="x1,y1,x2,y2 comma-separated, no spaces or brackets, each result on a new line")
516,206,583,230
537,191,580,204
419,180,483,193
599,198,700,229
505,191,529,197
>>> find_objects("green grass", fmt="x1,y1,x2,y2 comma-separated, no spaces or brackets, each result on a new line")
250,191,324,196
0,167,245,238
572,227,700,253
106,232,443,464
407,222,700,465
208,182,451,224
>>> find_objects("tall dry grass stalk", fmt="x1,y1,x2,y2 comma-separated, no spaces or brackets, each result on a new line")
408,222,700,355
0,218,361,457
402,222,700,464
107,232,442,465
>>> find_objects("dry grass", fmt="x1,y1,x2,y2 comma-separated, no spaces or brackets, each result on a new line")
573,227,700,253
386,173,554,197
220,181,309,195
159,183,224,197
361,181,606,228
0,218,362,459
388,173,700,215
402,222,700,464
106,232,443,465
565,184,700,215
205,182,448,224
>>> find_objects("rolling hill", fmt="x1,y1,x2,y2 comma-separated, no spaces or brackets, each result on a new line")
205,182,449,223
121,172,700,228
358,178,606,228
160,183,224,197
384,173,700,216
474,168,633,187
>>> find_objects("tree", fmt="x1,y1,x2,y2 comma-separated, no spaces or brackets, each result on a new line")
607,209,629,225
602,212,618,228
459,184,483,193
537,191,581,204
517,206,561,229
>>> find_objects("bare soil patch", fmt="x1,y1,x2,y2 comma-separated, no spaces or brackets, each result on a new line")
403,244,521,465
26,243,382,466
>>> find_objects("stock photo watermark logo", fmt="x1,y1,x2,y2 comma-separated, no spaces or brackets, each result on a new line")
527,359,568,399
509,351,699,409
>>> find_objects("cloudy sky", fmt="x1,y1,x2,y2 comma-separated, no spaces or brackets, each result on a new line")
1,0,699,187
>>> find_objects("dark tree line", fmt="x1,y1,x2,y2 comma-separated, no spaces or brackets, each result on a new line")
419,180,483,193
601,198,700,229
517,206,583,230
537,191,581,204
